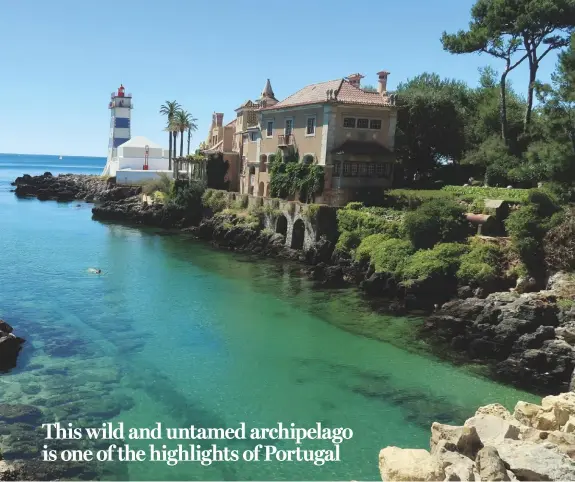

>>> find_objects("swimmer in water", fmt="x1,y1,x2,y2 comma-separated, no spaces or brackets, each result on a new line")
88,268,102,274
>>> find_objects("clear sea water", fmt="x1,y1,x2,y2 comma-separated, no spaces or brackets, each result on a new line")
0,153,538,480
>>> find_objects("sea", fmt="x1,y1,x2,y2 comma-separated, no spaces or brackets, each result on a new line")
0,153,538,480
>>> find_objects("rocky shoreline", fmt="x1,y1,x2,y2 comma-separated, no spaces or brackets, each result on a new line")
12,173,139,203
379,391,575,481
11,174,575,395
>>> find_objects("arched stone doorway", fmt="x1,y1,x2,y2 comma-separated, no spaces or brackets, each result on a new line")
258,182,264,197
265,183,271,197
276,215,288,236
291,219,305,249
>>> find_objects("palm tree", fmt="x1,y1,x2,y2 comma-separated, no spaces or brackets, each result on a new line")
173,110,188,158
172,129,178,161
186,114,198,156
159,100,180,170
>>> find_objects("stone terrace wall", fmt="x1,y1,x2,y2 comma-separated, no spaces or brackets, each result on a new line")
214,191,339,251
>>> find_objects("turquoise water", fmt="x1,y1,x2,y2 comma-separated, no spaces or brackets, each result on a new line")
0,153,538,480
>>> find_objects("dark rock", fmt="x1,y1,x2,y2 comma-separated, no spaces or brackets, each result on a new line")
0,404,43,424
423,292,575,393
457,285,474,299
0,320,13,333
360,272,389,296
13,173,137,203
0,318,24,370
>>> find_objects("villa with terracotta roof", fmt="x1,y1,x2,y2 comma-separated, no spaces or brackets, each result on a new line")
203,72,398,205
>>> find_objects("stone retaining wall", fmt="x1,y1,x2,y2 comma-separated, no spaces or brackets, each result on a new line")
215,191,339,251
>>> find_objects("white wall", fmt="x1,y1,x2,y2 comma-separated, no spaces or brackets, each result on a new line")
118,156,168,170
112,106,131,117
116,170,173,185
120,146,163,158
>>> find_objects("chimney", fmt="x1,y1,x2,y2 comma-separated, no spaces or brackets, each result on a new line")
215,113,224,127
346,73,364,89
377,71,389,95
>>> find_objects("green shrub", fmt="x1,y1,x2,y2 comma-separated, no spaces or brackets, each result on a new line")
384,189,454,209
370,239,415,275
457,240,504,286
545,208,575,272
404,198,470,249
335,231,362,253
303,204,321,221
441,185,531,203
469,198,485,214
504,195,563,276
345,202,364,211
142,173,173,196
165,180,206,223
202,189,229,212
354,234,392,263
337,208,404,239
402,243,469,283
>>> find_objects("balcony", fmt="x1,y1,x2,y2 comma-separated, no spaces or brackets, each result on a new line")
109,101,133,109
110,92,133,98
278,134,294,147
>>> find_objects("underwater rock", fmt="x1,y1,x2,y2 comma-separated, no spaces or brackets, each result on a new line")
0,320,25,371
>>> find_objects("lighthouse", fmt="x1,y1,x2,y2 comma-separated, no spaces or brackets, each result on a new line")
102,84,133,176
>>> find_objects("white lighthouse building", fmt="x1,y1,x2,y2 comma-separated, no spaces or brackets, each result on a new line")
102,84,132,176
102,84,171,183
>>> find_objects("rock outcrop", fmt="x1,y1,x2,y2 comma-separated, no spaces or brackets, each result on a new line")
423,291,575,394
12,173,139,202
0,320,24,371
379,392,575,481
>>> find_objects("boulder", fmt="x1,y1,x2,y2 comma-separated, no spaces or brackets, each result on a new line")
545,430,575,458
476,446,510,481
496,439,575,480
513,401,543,427
430,423,483,460
563,416,575,433
0,320,13,334
0,334,25,370
464,414,520,444
379,447,444,481
541,392,575,428
475,403,514,421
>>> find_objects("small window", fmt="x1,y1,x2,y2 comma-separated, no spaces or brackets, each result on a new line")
368,163,375,175
285,119,293,136
343,117,356,128
357,118,369,129
370,119,382,130
343,162,351,175
334,162,341,176
359,163,368,176
306,117,316,135
376,163,384,176
351,163,358,176
250,131,257,142
266,121,273,137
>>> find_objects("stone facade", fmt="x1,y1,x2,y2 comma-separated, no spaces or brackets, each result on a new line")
215,191,338,251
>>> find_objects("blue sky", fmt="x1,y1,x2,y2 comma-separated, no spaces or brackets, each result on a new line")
0,0,562,157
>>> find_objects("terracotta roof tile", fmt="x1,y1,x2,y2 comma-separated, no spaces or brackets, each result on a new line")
336,82,390,106
261,78,392,111
261,79,343,110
